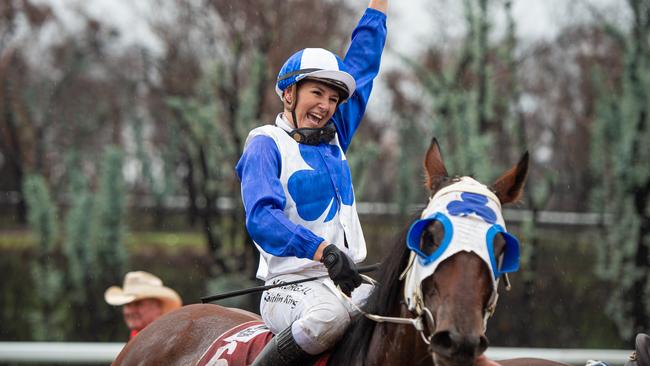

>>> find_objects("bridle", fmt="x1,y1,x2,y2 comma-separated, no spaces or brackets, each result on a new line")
342,271,437,345
343,178,517,347
345,257,504,348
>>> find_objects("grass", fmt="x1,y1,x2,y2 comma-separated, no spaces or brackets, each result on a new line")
0,230,206,252
0,230,36,249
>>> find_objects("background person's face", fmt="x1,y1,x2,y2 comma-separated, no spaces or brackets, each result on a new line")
122,298,164,331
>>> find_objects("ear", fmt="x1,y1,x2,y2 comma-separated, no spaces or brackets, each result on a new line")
283,85,296,109
424,138,449,192
491,152,529,205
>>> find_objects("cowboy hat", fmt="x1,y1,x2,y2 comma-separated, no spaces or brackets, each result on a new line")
104,271,182,313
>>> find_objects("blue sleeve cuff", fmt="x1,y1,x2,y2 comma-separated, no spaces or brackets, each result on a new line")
288,226,324,259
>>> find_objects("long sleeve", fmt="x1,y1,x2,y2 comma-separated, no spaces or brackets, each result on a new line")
333,8,387,152
235,135,324,259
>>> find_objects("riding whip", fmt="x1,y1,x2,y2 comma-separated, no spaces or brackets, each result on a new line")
200,263,381,303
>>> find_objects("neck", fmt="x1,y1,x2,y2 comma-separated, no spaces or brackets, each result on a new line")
282,111,298,129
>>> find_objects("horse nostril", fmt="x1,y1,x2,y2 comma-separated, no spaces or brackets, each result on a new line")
430,330,454,357
478,335,489,354
431,331,488,359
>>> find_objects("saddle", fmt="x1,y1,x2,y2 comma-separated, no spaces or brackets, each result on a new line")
625,333,650,366
196,321,329,366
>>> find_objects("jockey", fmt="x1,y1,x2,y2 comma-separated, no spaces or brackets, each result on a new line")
235,1,388,364
236,1,502,365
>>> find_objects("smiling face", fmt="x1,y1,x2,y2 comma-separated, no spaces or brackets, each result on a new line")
283,79,341,129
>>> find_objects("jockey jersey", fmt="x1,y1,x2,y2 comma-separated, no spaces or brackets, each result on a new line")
243,115,366,280
235,8,386,281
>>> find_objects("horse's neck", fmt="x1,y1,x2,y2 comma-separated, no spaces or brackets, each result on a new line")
368,304,431,366
338,302,430,366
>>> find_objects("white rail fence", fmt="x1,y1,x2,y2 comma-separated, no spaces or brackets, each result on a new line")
0,342,633,365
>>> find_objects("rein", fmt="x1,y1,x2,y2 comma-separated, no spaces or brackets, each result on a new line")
343,255,509,347
339,272,437,345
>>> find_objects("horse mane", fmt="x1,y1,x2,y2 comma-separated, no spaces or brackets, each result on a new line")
327,217,417,365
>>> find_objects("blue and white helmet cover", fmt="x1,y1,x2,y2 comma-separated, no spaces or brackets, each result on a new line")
275,48,356,103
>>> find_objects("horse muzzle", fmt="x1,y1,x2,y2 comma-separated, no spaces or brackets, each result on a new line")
430,330,489,366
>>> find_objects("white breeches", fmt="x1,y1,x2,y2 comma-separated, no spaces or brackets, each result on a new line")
259,272,372,355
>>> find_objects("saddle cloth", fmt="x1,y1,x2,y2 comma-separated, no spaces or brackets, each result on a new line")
196,321,329,366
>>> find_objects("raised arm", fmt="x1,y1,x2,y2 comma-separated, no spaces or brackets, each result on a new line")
368,0,387,14
330,2,387,151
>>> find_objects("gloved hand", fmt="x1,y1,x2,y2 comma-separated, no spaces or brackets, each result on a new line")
320,244,362,296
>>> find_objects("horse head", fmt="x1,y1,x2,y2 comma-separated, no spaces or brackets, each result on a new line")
403,138,529,366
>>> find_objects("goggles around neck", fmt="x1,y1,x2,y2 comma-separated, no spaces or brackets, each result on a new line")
288,122,336,145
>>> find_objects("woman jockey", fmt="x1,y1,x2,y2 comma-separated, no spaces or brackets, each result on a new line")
236,1,501,365
236,1,388,364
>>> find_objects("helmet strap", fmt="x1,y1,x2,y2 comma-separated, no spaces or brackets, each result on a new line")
289,122,336,145
284,86,299,129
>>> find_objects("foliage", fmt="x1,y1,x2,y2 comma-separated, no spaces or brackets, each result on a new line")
92,146,129,292
131,118,180,228
394,0,518,192
590,0,650,341
62,152,95,302
22,174,65,340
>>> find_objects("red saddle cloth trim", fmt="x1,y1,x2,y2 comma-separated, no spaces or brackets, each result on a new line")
196,321,329,366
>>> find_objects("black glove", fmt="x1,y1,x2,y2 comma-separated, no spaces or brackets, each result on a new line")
320,244,362,296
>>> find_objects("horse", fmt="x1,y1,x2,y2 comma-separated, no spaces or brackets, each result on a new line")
113,138,570,366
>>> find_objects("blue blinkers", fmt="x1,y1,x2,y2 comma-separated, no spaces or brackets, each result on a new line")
406,212,521,278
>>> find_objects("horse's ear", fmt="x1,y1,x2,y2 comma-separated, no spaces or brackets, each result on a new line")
491,152,529,205
424,137,449,191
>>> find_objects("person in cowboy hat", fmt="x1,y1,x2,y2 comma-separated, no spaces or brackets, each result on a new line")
105,271,182,340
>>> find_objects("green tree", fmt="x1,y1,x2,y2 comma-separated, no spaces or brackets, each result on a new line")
61,151,97,340
131,118,180,229
23,174,65,340
89,146,129,339
393,0,521,207
165,49,266,278
591,0,650,341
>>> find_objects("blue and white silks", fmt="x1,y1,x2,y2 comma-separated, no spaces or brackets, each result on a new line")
236,8,387,281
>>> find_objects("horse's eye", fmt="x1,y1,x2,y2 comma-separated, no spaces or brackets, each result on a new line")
420,220,445,257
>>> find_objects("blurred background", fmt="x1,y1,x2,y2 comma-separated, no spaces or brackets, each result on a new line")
0,0,647,353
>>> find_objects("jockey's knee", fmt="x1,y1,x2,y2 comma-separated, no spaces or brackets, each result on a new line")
292,301,351,354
